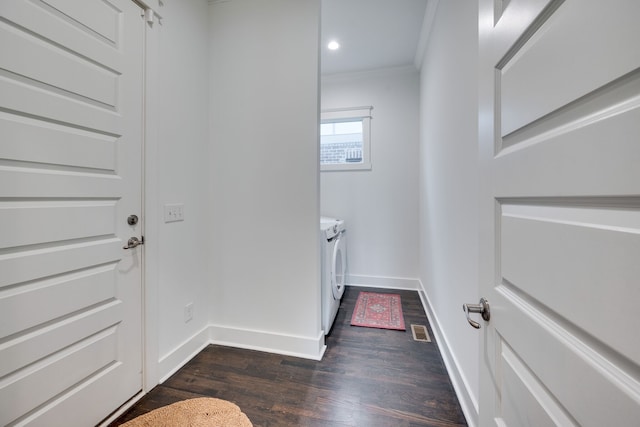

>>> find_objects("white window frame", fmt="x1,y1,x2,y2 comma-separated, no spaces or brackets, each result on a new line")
320,106,372,172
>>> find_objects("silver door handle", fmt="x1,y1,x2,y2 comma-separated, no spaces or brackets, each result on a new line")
123,236,144,249
463,298,490,329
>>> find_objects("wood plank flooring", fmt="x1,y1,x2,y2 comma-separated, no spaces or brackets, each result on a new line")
110,286,468,426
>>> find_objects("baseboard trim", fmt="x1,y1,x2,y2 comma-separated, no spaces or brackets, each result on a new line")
348,274,420,290
417,280,479,427
123,289,478,426
99,390,146,427
209,324,326,361
158,325,211,383
156,323,325,391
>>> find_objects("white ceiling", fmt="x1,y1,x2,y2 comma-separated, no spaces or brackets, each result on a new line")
321,0,429,75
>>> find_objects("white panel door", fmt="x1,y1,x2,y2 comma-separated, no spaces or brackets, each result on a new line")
478,0,640,425
0,0,144,425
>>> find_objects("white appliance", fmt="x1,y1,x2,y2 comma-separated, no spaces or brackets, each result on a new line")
320,216,347,334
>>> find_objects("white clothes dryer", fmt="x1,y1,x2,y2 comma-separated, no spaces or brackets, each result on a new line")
320,216,347,335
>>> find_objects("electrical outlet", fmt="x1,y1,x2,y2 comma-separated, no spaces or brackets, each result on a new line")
184,302,194,323
164,203,184,223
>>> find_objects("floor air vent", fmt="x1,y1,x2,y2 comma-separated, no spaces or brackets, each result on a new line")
411,324,431,342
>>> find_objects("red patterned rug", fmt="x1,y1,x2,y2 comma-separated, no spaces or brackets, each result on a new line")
350,292,405,330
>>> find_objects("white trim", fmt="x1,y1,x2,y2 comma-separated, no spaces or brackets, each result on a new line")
322,64,418,81
417,280,479,427
154,325,326,386
142,8,161,392
348,274,420,290
210,325,326,361
157,326,212,383
321,106,373,120
99,390,146,427
414,0,440,70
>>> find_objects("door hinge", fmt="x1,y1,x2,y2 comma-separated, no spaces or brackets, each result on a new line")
144,8,154,24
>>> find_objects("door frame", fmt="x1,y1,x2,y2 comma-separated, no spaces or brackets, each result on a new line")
131,0,163,399
99,2,163,424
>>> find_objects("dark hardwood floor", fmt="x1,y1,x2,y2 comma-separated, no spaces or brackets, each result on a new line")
110,286,467,426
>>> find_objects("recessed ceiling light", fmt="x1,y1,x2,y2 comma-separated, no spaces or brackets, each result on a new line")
327,40,340,51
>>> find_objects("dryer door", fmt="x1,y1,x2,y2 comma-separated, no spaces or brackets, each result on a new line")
331,232,347,299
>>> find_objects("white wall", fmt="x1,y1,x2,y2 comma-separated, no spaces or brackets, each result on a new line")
418,0,480,424
142,5,481,421
208,0,323,358
145,0,212,381
321,67,420,288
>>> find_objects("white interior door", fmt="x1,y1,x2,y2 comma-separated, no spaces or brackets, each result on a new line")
0,0,144,425
478,0,640,425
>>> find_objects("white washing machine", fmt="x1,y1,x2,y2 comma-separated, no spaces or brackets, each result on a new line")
320,216,347,335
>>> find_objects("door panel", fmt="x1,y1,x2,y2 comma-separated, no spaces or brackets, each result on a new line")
0,0,144,425
496,90,640,197
493,285,640,426
479,0,640,425
0,24,118,106
497,339,577,427
0,239,121,288
499,1,640,136
0,265,117,339
0,112,117,170
41,0,122,43
0,293,121,378
501,204,640,363
1,201,117,247
0,328,119,425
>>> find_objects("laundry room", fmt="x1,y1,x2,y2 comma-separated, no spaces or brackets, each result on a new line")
320,67,420,291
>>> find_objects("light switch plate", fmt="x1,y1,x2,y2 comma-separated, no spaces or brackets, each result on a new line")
164,203,184,222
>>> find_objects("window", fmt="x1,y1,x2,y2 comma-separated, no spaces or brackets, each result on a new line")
320,106,372,171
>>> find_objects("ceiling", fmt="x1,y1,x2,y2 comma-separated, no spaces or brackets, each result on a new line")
321,0,429,75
